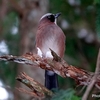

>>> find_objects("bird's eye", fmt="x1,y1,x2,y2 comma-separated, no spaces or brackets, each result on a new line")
47,15,55,22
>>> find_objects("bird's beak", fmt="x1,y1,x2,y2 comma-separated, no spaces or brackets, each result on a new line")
54,13,61,18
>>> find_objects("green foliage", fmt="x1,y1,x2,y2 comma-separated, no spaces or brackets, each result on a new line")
0,11,19,86
3,11,20,55
96,4,100,40
94,0,100,4
51,89,80,100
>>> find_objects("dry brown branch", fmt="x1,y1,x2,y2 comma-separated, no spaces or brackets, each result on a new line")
0,50,100,90
16,72,53,99
16,87,40,99
82,49,100,100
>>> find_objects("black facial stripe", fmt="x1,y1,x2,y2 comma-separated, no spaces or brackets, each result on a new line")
47,15,55,22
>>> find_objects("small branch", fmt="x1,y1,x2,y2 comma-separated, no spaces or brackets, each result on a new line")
16,87,40,99
82,49,100,100
16,72,53,99
95,49,100,74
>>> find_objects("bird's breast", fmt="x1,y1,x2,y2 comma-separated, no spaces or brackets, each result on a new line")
41,35,59,57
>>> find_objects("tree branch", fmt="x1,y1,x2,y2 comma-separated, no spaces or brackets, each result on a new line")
0,50,100,89
82,48,100,100
16,72,53,99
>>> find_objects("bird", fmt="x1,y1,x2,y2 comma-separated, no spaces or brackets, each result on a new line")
36,13,65,90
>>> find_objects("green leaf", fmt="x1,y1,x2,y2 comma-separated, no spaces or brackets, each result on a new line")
51,89,80,100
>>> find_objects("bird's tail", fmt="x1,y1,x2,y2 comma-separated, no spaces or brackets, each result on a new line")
45,70,58,90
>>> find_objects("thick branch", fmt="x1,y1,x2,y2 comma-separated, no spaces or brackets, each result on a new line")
0,51,100,88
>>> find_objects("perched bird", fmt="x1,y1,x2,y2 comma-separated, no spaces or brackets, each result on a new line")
36,13,65,90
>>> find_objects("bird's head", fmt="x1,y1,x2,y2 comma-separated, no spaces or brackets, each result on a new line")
39,13,61,24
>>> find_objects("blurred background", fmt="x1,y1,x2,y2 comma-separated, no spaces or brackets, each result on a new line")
0,0,100,100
